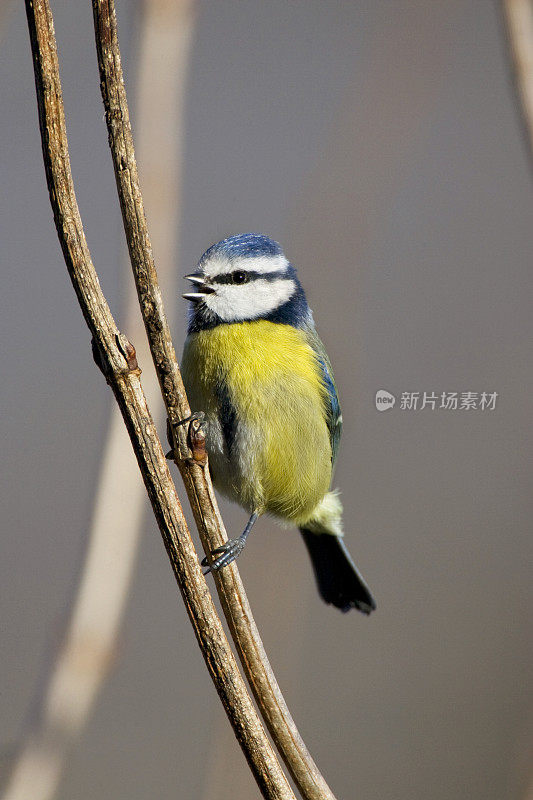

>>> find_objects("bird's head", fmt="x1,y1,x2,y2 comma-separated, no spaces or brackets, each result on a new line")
184,234,311,331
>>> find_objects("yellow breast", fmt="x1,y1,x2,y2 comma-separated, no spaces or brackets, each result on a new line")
181,320,332,524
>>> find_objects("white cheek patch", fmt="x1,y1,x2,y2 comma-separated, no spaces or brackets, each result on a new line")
204,254,289,279
205,278,295,322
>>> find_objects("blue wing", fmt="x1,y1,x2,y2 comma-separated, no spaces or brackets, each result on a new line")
304,326,342,465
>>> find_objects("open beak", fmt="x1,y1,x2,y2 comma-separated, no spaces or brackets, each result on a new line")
183,272,215,302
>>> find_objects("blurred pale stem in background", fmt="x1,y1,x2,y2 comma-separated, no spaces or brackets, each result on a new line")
1,2,195,798
501,4,533,791
502,0,533,163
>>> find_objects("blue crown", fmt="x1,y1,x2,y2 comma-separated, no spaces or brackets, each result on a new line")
198,233,283,266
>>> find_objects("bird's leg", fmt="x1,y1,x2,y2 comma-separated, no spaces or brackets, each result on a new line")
202,511,259,573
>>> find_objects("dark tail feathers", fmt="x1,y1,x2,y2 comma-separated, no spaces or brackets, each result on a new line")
300,530,376,614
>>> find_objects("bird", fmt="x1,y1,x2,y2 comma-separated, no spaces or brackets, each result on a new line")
181,233,376,614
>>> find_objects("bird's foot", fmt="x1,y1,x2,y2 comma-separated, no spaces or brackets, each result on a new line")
201,536,247,573
201,511,258,574
177,410,205,429
166,411,205,459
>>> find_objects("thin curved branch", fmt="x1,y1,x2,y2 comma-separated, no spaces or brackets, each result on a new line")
502,0,533,166
90,2,338,799
23,1,294,797
2,5,196,799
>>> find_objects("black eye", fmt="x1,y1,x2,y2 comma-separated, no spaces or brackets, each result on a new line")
232,270,248,285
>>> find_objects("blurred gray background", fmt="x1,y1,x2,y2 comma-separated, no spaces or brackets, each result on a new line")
1,1,532,798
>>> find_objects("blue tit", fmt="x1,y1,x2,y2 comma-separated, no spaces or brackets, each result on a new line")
181,233,376,614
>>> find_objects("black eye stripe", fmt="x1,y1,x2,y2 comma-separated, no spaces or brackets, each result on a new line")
211,272,244,285
232,270,248,284
211,270,287,285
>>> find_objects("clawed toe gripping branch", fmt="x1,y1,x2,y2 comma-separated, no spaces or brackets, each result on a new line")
24,1,338,798
202,511,259,573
